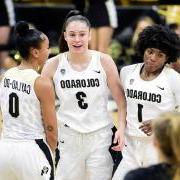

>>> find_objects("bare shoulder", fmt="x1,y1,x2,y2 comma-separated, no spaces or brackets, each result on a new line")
41,54,61,78
100,52,114,64
100,52,117,73
34,76,54,100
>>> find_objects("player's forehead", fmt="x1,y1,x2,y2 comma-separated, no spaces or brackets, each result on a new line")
65,20,89,32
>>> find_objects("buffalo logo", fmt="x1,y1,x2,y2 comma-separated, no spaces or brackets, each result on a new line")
41,166,49,176
60,69,66,75
130,79,134,85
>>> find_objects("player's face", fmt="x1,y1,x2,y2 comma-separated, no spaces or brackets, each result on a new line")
64,20,91,54
143,48,168,73
38,35,50,66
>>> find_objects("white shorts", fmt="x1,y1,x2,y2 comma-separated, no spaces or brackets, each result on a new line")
56,125,113,180
112,135,158,180
0,139,54,180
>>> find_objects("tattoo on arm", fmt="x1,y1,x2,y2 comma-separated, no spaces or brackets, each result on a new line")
46,125,54,132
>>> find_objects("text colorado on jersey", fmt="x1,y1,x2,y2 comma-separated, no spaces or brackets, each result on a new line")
127,89,161,103
60,78,100,88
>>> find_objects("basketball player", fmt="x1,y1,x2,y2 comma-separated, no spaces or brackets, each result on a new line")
41,10,126,180
113,24,180,180
0,21,58,180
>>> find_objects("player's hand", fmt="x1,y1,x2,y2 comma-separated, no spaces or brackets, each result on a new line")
111,128,125,151
139,120,153,136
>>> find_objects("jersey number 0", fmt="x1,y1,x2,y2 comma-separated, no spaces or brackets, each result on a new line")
9,92,19,118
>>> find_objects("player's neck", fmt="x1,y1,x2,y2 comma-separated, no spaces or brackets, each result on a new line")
18,60,39,71
140,65,163,81
67,51,91,64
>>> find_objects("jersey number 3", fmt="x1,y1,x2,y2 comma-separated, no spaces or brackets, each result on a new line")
76,91,88,109
9,92,19,118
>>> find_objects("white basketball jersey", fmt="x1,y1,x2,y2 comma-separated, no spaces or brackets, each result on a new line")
0,67,45,140
120,63,180,137
53,50,113,133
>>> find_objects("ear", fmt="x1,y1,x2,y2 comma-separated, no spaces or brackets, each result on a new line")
31,48,39,58
64,32,67,42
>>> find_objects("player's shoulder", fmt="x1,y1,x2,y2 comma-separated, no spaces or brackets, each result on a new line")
163,65,180,81
42,53,64,78
164,65,180,75
45,54,61,66
121,63,141,74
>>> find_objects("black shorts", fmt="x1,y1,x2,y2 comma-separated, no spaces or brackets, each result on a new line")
86,0,118,28
0,0,15,26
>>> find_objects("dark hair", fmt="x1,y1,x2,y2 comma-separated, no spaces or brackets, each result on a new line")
136,24,180,63
14,21,45,59
59,10,91,53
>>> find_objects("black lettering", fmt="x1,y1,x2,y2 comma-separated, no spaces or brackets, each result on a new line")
86,79,91,87
76,79,81,88
151,94,156,102
133,90,137,99
95,79,100,87
71,80,76,88
138,91,142,100
65,80,70,88
81,80,86,87
26,85,31,94
60,80,65,88
156,94,161,103
142,92,147,100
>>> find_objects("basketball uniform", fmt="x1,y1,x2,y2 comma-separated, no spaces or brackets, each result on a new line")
113,63,180,180
0,67,54,180
54,50,113,180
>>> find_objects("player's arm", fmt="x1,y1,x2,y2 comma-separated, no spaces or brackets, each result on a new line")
101,53,127,151
41,55,59,79
35,76,58,154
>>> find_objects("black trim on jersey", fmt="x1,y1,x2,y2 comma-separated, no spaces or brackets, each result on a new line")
35,139,54,180
55,144,60,169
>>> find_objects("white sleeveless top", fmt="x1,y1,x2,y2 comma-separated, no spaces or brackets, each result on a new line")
0,67,45,140
120,63,180,137
53,50,113,133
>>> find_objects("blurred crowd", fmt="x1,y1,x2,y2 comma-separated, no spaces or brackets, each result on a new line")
0,1,180,74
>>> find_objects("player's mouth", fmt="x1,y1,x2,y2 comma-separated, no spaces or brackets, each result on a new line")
72,45,83,48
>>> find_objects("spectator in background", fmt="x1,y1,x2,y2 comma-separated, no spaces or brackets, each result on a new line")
0,0,15,75
168,23,180,73
124,111,180,180
73,0,118,53
114,15,155,65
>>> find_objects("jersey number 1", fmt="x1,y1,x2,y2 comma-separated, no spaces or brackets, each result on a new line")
9,93,19,118
138,103,143,122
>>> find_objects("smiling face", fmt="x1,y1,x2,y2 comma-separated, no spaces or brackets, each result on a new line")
143,48,168,73
64,20,91,54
